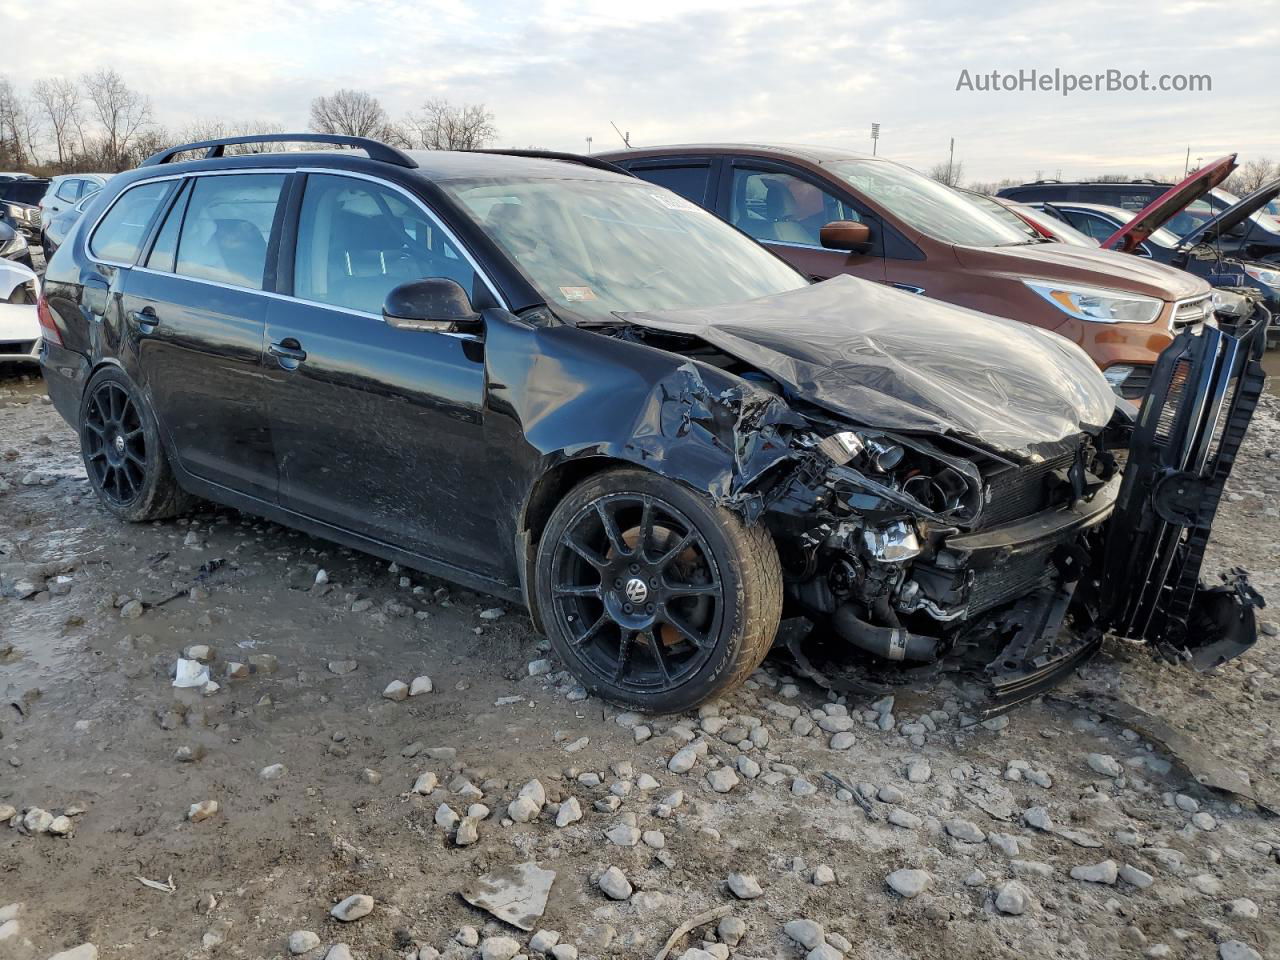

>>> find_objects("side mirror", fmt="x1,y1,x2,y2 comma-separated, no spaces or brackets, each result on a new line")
820,220,872,252
383,278,480,332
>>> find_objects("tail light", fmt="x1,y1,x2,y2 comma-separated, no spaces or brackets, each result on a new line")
36,292,64,347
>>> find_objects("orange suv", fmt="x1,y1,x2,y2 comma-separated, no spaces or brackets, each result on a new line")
602,144,1216,399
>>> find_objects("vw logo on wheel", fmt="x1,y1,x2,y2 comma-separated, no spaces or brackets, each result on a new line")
624,577,648,604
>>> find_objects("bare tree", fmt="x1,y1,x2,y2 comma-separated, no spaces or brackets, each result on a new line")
309,89,394,139
178,118,286,154
1227,157,1278,196
928,159,964,188
80,68,152,170
401,99,496,151
0,76,42,168
32,77,81,166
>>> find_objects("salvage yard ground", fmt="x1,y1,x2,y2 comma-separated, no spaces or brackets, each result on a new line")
1,367,1279,960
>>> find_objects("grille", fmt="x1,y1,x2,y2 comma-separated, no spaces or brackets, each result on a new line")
1172,295,1212,331
980,451,1076,528
0,340,36,356
967,545,1058,615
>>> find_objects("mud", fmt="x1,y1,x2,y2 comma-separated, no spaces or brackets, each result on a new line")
1,367,1278,960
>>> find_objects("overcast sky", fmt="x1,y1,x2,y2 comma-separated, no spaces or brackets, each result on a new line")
4,0,1278,182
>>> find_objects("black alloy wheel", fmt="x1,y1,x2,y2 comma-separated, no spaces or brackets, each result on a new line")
83,380,147,506
551,492,723,692
536,467,782,712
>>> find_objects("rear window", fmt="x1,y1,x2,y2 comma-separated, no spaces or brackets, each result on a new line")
89,180,173,264
2,181,48,205
630,164,712,205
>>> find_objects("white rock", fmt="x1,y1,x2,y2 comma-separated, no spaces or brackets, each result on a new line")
783,919,825,950
556,796,583,827
324,947,353,960
727,872,763,899
455,816,480,845
605,822,640,846
409,675,433,695
945,819,986,843
995,881,1031,916
519,778,547,808
807,946,843,960
906,760,931,783
414,771,439,795
1119,864,1155,889
508,795,541,823
382,680,409,701
669,744,700,774
1023,806,1053,831
551,946,578,960
812,865,836,886
330,893,375,921
829,732,856,750
48,815,73,836
597,866,632,900
1070,860,1118,884
47,946,98,960
528,659,553,676
1228,898,1259,919
260,763,287,781
886,869,931,898
288,931,321,954
529,930,561,952
707,767,740,793
480,936,521,960
717,916,746,947
888,808,922,829
1219,942,1262,960
435,803,460,829
1192,812,1218,831
187,800,219,822
1087,753,1123,778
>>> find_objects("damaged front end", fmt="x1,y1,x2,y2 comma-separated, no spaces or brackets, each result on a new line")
617,281,1270,714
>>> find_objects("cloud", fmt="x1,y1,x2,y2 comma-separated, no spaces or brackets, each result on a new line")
3,0,1277,180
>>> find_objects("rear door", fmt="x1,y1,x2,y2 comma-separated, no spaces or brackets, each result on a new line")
118,171,288,501
262,171,500,575
717,159,886,282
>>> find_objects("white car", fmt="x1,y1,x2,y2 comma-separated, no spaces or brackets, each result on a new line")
0,258,40,364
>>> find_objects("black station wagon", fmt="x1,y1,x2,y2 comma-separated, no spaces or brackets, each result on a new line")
37,134,1268,714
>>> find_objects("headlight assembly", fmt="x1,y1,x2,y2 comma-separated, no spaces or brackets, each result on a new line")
1022,279,1162,324
1243,264,1280,288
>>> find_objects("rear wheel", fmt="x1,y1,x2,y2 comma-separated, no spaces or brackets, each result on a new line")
79,367,191,521
535,468,782,713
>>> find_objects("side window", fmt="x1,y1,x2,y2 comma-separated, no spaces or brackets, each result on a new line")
294,173,476,315
55,179,80,202
89,180,173,264
1064,211,1119,242
631,164,711,206
175,174,285,290
729,168,855,246
146,180,192,274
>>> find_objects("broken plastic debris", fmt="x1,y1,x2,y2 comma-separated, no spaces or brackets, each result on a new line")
173,658,211,688
134,874,176,893
461,861,555,931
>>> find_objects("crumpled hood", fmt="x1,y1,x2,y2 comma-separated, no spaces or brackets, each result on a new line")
618,275,1117,462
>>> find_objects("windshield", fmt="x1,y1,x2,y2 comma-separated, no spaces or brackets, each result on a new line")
2,181,47,205
441,177,807,321
827,159,1030,247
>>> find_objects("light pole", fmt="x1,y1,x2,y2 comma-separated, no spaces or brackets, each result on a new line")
870,122,880,156
585,136,592,155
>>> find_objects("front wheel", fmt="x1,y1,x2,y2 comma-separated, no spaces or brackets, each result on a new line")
534,467,782,713
79,367,192,521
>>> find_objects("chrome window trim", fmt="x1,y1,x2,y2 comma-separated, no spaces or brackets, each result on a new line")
83,166,507,314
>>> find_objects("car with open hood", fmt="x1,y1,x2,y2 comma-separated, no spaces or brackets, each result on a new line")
37,134,1267,715
601,144,1216,401
998,162,1280,264
1024,158,1280,327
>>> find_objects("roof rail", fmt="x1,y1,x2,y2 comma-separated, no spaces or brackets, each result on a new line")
1129,178,1162,184
1030,178,1062,184
141,133,418,169
468,149,634,177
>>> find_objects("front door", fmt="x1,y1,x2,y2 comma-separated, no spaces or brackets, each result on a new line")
263,172,499,575
119,171,288,500
720,162,887,283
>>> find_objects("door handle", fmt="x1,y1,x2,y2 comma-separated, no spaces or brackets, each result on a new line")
129,307,159,334
269,338,307,370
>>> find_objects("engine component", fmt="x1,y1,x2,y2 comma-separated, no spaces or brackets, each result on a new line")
832,604,939,662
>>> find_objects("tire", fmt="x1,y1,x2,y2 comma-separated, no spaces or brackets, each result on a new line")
79,366,192,522
534,467,782,713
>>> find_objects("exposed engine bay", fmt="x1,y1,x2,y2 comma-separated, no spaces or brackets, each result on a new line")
612,277,1271,714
